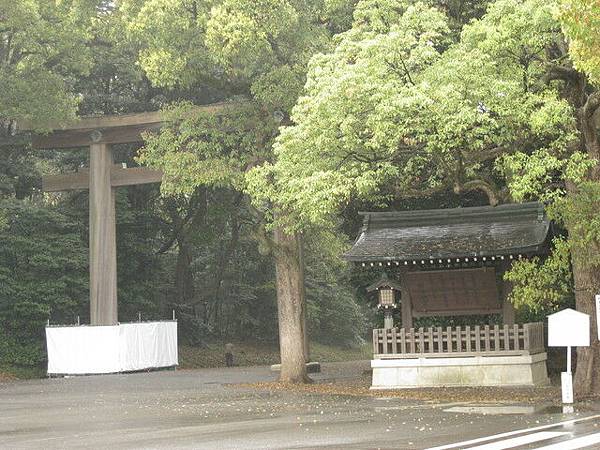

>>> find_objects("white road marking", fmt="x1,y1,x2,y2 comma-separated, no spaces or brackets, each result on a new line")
425,413,600,450
535,431,600,449
465,432,569,450
444,405,541,415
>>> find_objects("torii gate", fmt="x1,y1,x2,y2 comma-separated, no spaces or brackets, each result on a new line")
18,104,224,325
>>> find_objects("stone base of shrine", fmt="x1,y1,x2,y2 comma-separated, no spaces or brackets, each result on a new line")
370,353,549,389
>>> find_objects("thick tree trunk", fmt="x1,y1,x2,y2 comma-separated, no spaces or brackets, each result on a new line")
273,226,310,383
567,175,600,397
571,256,600,397
563,80,600,396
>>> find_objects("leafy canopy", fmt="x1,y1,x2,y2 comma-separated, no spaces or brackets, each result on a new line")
560,0,600,83
0,0,96,129
123,0,343,113
248,0,579,232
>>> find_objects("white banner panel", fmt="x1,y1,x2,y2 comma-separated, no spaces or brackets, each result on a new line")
46,321,178,375
118,322,178,372
46,325,121,374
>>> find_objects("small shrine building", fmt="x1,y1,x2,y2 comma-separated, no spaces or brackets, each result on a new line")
345,202,551,388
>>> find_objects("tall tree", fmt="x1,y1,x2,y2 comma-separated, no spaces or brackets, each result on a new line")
124,0,356,382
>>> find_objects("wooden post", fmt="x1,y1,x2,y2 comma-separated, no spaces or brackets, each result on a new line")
400,282,413,329
400,327,406,353
372,329,379,354
501,278,516,325
89,142,118,325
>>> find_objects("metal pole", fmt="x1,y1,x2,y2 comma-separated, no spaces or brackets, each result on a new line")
567,346,572,373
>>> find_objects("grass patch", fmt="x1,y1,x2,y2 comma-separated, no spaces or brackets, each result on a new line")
2,341,371,378
179,341,370,369
0,365,45,381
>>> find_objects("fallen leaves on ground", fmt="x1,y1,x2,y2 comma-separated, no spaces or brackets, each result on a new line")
233,375,561,404
0,372,17,382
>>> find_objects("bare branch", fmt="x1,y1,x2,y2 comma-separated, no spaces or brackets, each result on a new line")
455,179,501,206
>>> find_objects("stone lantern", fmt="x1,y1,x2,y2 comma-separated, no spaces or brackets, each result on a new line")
367,272,401,330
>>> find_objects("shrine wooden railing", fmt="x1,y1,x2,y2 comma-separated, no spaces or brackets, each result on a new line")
373,322,545,358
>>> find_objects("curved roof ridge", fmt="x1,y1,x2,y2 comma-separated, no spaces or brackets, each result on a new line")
345,202,550,262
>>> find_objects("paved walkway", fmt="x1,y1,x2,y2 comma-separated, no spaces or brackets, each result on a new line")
1,362,598,449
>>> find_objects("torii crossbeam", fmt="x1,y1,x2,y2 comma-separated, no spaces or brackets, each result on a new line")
13,103,225,325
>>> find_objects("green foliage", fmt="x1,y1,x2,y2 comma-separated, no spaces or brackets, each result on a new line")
0,0,96,129
248,0,580,232
560,0,600,84
138,102,277,194
504,237,574,314
75,4,160,115
304,229,369,346
549,181,600,268
129,0,371,347
498,151,593,202
1,0,373,373
124,0,335,113
0,200,88,366
248,0,453,230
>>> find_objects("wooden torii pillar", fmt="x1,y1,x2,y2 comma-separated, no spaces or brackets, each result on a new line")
33,112,165,325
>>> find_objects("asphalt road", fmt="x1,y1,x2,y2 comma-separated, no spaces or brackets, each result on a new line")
2,362,600,449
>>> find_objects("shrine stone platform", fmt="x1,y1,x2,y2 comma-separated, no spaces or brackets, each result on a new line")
371,352,550,389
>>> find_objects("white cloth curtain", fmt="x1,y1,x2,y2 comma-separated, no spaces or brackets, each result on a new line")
46,322,178,375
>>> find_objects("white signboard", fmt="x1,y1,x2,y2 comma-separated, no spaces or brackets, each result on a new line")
548,308,590,347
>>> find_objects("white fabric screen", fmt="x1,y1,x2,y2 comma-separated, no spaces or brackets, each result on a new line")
46,321,178,375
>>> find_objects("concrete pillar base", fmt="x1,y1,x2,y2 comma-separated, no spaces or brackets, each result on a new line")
270,362,321,374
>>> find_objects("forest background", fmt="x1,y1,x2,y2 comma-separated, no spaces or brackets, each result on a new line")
1,0,597,387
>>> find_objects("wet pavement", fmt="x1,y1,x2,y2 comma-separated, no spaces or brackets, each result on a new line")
1,361,599,449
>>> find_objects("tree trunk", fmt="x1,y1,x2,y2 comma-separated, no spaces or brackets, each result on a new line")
175,235,194,307
564,80,600,396
571,255,600,397
567,176,600,397
273,226,310,383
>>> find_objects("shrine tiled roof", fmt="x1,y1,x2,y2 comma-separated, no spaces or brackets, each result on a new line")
344,202,550,263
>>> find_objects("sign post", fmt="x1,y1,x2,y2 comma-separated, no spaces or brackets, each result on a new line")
548,308,590,404
561,348,573,404
596,294,600,340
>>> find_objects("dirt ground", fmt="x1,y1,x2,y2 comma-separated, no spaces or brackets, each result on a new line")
237,371,563,404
